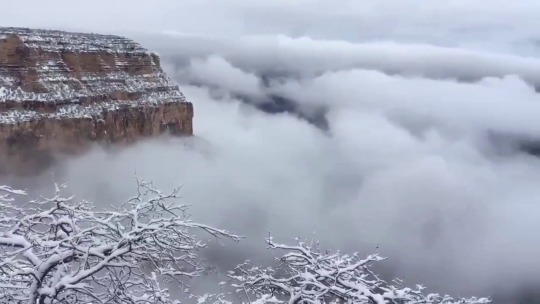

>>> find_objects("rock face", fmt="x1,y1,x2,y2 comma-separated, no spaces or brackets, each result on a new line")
0,27,193,174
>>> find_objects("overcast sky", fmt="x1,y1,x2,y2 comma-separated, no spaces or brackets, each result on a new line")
3,0,540,53
4,1,540,302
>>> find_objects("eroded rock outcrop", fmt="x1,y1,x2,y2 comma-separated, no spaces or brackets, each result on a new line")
0,27,193,174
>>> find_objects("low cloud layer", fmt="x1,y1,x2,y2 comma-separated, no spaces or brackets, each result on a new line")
3,1,540,302
9,36,540,301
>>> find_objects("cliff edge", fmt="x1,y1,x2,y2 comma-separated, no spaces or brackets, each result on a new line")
0,27,193,174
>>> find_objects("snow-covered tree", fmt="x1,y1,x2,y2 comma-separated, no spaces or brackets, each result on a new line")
0,182,491,304
0,181,240,304
227,237,491,304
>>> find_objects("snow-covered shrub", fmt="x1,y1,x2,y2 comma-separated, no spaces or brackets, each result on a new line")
0,182,240,303
0,182,490,304
227,237,491,304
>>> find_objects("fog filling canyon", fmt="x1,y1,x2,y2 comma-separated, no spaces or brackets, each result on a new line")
3,0,540,302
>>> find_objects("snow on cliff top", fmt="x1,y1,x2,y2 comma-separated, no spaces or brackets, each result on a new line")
0,27,149,54
0,27,188,125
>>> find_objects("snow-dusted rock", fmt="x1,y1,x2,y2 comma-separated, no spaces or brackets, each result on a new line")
0,27,193,175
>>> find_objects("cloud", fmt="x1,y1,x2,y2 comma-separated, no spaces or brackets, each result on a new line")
184,55,264,101
4,0,540,52
147,34,540,87
14,57,540,301
157,35,540,139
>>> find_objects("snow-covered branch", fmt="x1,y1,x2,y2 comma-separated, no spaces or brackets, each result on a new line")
0,182,492,304
0,180,240,304
228,237,491,304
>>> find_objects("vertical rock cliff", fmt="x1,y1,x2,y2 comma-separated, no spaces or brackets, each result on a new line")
0,27,193,174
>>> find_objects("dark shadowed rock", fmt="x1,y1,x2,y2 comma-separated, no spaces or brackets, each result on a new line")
485,131,540,158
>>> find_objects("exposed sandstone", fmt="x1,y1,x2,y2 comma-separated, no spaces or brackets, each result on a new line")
0,27,193,175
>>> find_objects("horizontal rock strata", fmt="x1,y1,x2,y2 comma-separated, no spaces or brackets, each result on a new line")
0,27,193,174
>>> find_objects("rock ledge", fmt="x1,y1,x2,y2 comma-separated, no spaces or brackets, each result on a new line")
0,27,193,174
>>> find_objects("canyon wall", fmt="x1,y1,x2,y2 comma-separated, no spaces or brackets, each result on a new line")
0,27,193,174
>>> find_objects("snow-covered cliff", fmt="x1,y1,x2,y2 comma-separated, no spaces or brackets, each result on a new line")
0,27,193,174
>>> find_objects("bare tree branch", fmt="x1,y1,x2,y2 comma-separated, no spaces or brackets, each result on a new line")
227,236,491,304
0,180,241,304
